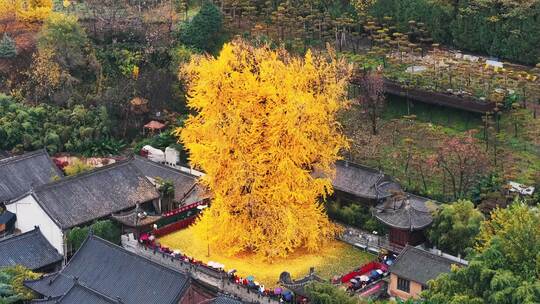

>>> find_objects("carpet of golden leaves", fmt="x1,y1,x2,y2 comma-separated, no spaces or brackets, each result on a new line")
159,227,374,287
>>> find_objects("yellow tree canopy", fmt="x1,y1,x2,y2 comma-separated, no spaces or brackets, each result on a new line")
176,40,351,260
0,0,53,22
475,202,540,266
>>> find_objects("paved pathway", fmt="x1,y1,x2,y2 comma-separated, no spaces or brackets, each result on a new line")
339,226,404,254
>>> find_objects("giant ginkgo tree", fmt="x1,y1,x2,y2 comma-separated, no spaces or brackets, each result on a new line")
176,40,351,260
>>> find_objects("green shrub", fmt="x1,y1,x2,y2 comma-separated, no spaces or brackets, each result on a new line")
305,282,357,304
177,1,224,53
0,265,39,303
66,220,121,251
325,200,386,234
64,159,93,176
370,0,540,64
427,200,484,256
0,34,17,58
170,45,196,72
0,95,116,155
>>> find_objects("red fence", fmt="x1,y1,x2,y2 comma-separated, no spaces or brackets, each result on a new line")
340,261,387,284
153,216,197,237
162,201,206,217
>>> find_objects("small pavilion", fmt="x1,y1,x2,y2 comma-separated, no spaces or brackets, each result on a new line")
279,268,324,302
143,120,166,135
111,205,162,238
374,194,435,249
129,97,149,114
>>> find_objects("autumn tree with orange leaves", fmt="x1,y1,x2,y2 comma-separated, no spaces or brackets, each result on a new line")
176,40,351,260
433,130,489,200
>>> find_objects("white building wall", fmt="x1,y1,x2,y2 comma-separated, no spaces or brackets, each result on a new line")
6,195,65,254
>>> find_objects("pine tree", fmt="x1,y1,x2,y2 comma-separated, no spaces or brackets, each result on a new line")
0,35,17,58
178,1,224,53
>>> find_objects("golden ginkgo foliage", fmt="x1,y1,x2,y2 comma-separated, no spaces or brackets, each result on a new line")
0,0,53,22
175,40,351,260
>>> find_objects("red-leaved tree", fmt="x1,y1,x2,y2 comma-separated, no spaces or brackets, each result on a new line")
433,130,489,200
354,70,385,135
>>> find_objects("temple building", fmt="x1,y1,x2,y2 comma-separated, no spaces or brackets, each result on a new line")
130,155,208,207
374,194,436,249
0,227,62,272
332,160,402,204
25,235,213,304
6,161,160,255
0,149,63,203
388,245,467,300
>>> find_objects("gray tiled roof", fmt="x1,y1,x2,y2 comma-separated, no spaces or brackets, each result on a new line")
55,283,120,304
0,150,63,202
374,194,433,230
27,273,73,298
26,235,190,304
30,297,60,303
390,245,464,285
0,227,62,270
28,161,160,229
131,155,206,203
333,160,401,200
29,280,123,304
0,210,15,224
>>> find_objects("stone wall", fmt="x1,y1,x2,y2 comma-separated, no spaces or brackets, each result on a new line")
122,235,280,304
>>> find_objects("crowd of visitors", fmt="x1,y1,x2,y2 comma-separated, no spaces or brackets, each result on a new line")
138,233,296,302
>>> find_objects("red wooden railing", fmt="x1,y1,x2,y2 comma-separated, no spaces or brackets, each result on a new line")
162,201,206,218
153,216,197,237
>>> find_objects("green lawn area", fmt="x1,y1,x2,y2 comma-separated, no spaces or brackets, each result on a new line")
383,95,483,132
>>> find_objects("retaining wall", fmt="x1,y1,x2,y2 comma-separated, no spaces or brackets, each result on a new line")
122,235,280,304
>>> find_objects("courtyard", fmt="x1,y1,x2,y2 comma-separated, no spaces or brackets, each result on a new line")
159,227,374,287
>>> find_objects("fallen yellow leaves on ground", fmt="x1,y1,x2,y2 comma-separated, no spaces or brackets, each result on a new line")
159,227,374,287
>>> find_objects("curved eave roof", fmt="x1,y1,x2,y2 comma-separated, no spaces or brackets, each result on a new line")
374,195,434,230
0,149,63,202
375,208,433,230
376,181,402,198
111,212,161,227
332,160,403,200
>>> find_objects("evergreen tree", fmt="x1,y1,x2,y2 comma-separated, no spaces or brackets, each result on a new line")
178,1,224,53
423,202,540,303
0,265,40,302
0,35,17,58
305,282,358,304
427,200,484,256
66,220,121,251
